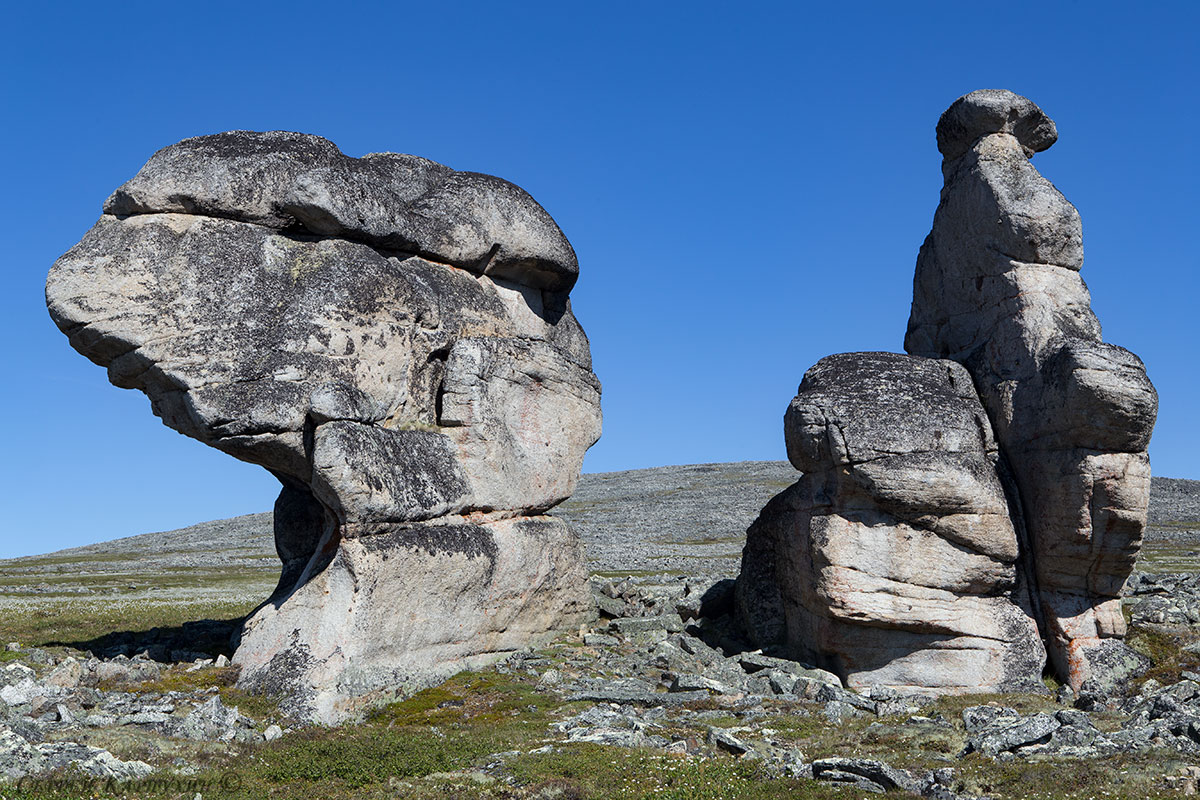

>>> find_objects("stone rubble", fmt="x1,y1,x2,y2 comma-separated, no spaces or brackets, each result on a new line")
4,568,1200,794
0,643,289,782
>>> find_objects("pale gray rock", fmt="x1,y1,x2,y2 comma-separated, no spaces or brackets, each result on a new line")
236,516,590,723
737,352,1045,694
962,712,1061,757
103,131,579,291
47,132,601,723
176,694,244,742
0,726,154,781
906,90,1157,691
707,727,751,755
936,89,1058,161
43,658,82,689
811,757,919,794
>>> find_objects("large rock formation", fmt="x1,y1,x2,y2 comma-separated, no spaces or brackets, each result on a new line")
738,90,1156,695
737,353,1046,693
906,89,1157,691
46,131,601,723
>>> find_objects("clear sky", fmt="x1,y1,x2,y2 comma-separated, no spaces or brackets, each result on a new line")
1,2,1196,558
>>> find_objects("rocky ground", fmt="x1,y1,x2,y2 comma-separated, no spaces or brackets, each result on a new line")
1,461,1198,799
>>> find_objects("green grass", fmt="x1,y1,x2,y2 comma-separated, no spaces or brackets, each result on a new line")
0,598,259,649
1127,623,1200,686
507,746,844,800
5,524,1200,799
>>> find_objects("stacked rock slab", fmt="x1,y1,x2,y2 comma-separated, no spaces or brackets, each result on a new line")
46,132,601,723
905,90,1157,691
737,353,1046,693
738,90,1156,695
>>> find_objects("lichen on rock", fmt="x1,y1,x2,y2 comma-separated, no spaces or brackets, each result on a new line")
46,131,602,723
737,90,1157,696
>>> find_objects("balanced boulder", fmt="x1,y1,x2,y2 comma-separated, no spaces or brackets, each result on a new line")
47,131,601,723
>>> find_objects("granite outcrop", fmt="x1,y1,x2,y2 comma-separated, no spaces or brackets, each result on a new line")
46,131,602,723
738,90,1157,695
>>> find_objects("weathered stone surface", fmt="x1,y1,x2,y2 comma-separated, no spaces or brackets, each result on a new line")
737,90,1155,699
738,352,1045,694
236,516,590,722
103,131,580,291
47,132,601,723
935,89,1058,161
906,90,1157,690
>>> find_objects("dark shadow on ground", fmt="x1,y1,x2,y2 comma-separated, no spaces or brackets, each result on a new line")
48,617,245,662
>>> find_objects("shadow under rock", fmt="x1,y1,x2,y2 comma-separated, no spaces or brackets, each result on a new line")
49,616,246,662
682,578,770,658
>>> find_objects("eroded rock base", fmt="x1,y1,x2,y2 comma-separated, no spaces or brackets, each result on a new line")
234,517,591,723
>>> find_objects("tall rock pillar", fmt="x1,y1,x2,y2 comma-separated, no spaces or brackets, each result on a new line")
905,90,1158,691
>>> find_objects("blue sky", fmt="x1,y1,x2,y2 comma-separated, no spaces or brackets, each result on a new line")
2,2,1196,558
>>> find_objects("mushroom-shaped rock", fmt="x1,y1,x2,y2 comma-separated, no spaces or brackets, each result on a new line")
47,132,601,723
936,89,1058,161
104,131,579,292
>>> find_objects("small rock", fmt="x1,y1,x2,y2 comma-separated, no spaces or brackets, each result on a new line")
608,615,684,635
45,657,83,689
94,662,133,685
214,654,229,668
583,633,618,647
123,711,173,726
669,673,734,695
263,724,283,742
707,727,751,755
962,705,1018,734
767,670,798,695
1,684,31,706
823,700,862,724
964,712,1061,757
812,757,918,793
594,594,628,618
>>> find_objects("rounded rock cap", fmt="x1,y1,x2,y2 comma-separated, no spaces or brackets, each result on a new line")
936,89,1058,160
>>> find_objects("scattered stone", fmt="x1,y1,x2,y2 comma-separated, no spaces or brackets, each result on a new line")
811,757,918,794
583,633,618,647
608,615,685,635
669,673,735,695
263,724,283,742
1,684,30,707
963,712,1060,757
44,657,83,689
594,594,628,619
553,706,668,749
707,727,751,755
